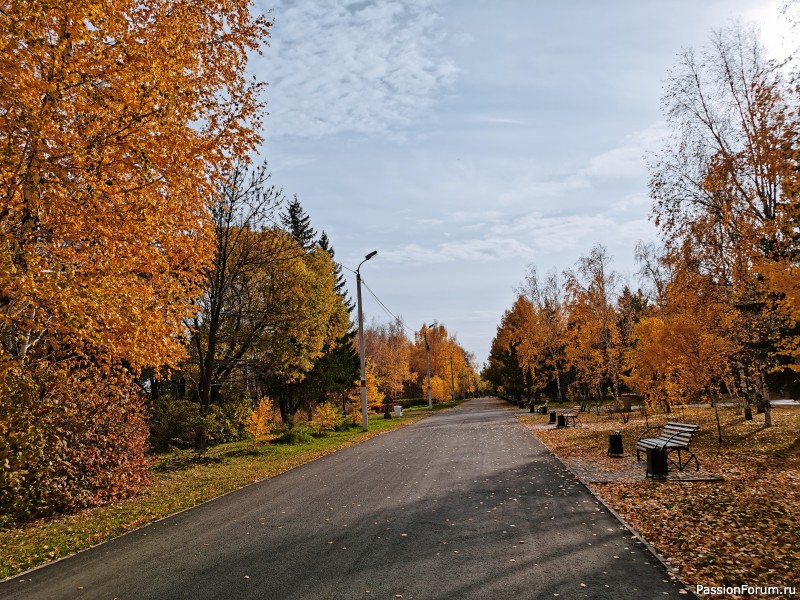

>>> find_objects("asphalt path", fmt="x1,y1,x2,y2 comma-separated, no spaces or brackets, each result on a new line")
1,398,691,599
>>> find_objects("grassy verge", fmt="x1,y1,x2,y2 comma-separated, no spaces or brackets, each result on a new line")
0,410,431,580
518,404,800,592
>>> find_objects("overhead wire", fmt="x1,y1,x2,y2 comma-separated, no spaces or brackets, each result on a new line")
360,279,419,337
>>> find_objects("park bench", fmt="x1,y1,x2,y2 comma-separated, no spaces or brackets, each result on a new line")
556,405,582,427
635,422,700,471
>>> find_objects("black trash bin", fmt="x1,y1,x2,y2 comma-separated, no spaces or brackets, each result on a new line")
557,414,566,427
549,411,556,424
646,446,668,479
607,433,623,457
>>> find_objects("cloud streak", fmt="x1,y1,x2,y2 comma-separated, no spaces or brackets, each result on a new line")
256,0,457,138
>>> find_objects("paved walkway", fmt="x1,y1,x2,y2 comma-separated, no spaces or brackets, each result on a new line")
2,398,694,599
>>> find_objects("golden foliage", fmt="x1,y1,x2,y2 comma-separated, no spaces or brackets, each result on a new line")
309,402,341,433
0,0,271,371
349,357,382,410
246,397,277,444
0,0,270,519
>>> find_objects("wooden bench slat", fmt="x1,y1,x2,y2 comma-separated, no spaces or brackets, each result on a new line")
636,421,700,472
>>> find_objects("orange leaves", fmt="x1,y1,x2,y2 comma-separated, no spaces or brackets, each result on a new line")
0,0,271,372
0,0,270,520
365,319,413,400
528,406,800,591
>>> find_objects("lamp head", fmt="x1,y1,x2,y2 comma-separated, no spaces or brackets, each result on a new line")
365,250,378,261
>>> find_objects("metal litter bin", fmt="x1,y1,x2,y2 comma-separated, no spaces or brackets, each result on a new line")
557,414,566,427
607,433,623,457
646,447,668,479
549,411,556,424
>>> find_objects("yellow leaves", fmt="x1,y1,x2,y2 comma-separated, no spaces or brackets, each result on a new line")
349,357,382,408
532,406,800,591
365,319,413,399
246,397,277,444
409,322,475,400
1,0,270,373
309,402,342,433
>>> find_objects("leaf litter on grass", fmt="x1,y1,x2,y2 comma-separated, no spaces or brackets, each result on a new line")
519,405,800,593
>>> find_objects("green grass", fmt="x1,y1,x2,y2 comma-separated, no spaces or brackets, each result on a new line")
0,411,431,581
405,399,464,412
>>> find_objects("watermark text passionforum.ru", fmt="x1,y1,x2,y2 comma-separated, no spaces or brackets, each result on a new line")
697,584,797,596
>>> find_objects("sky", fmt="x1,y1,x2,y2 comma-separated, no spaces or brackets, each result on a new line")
249,0,794,367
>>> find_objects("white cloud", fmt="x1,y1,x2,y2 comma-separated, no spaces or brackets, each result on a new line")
611,192,650,213
382,236,534,264
473,115,526,125
255,0,457,138
380,210,653,266
584,122,668,180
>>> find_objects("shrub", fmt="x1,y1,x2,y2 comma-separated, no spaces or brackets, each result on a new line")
309,402,341,434
206,393,252,444
0,363,149,525
148,397,201,452
246,397,278,444
272,427,314,445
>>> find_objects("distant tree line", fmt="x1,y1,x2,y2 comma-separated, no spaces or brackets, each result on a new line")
484,22,800,427
362,319,482,408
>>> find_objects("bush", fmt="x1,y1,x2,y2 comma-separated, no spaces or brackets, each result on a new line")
309,402,341,433
148,397,201,452
206,393,252,444
272,427,314,445
246,397,278,444
0,363,149,525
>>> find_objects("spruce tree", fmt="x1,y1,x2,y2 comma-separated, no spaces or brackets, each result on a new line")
308,231,360,409
281,195,317,251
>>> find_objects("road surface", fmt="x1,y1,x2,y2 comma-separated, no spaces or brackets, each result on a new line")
1,398,690,599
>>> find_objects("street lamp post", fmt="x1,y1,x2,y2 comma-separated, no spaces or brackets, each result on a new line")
424,329,432,410
449,353,456,403
357,250,377,431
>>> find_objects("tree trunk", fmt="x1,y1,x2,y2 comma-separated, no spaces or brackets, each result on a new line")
760,369,773,427
711,388,724,444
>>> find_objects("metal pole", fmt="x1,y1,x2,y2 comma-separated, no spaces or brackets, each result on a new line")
450,353,455,403
357,269,368,431
424,331,432,409
356,251,377,432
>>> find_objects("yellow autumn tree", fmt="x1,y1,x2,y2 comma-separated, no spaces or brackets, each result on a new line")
0,0,270,520
650,23,799,425
0,0,270,371
349,357,383,412
365,318,413,401
562,245,624,406
246,397,278,444
625,245,739,417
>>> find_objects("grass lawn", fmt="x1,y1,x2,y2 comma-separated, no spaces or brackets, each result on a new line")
518,403,800,593
0,406,454,580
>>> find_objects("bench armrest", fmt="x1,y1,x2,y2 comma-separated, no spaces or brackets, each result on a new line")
636,425,662,442
661,427,698,447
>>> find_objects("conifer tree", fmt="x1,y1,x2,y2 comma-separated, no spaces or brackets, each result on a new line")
281,195,317,251
305,231,360,410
